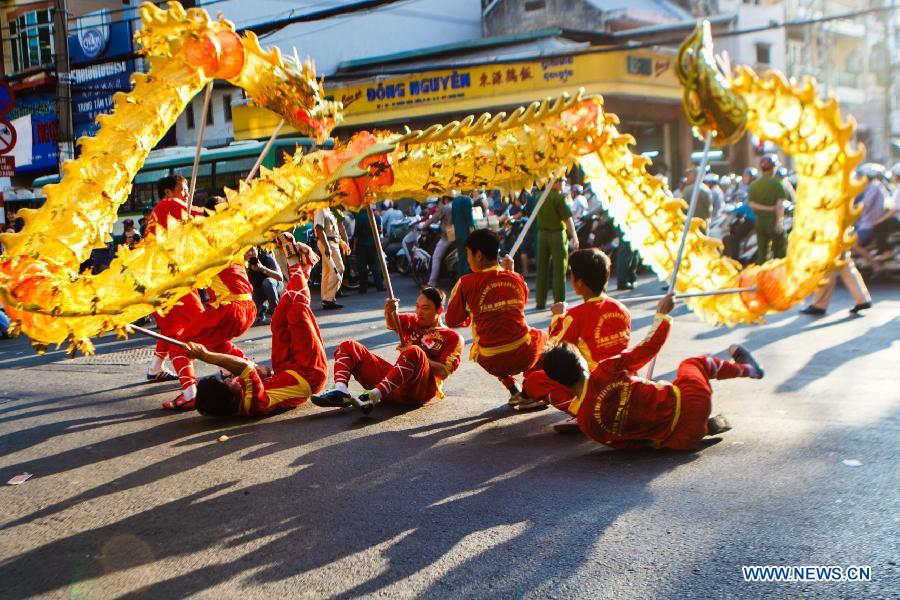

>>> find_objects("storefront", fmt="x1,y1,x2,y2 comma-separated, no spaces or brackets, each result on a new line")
233,44,694,175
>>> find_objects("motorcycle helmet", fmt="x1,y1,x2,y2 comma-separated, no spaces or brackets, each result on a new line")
759,154,780,171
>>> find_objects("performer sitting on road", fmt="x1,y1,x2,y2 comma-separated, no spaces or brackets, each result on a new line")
540,294,764,450
445,228,547,402
187,234,328,417
515,248,631,411
311,286,463,409
163,199,258,411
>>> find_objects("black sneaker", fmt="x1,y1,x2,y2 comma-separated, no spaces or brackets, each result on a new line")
322,301,344,310
728,344,764,379
310,389,353,407
707,414,732,436
553,422,582,434
800,305,826,316
849,301,871,314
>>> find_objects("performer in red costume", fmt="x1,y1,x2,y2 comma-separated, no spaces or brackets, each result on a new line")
188,235,327,417
517,249,631,410
161,197,258,410
144,174,206,383
446,229,546,402
540,295,764,450
312,287,463,409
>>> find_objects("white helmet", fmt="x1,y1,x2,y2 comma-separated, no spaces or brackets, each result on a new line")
857,162,885,179
891,162,900,178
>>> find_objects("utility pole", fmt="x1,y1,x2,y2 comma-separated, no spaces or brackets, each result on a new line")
883,0,896,164
53,0,75,165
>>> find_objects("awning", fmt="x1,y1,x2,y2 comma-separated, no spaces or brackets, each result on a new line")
234,46,682,139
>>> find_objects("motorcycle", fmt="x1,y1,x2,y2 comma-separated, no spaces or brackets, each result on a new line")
411,224,457,288
384,217,415,275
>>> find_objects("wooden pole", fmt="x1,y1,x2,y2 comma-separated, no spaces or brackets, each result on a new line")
243,119,286,185
507,177,557,258
366,205,405,343
126,323,188,350
618,286,756,305
185,82,214,217
646,131,714,379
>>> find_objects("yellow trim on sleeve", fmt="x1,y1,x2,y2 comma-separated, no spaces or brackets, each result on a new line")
240,363,256,415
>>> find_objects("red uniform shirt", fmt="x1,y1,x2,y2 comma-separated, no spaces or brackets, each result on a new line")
572,316,678,449
446,266,529,355
549,296,631,370
145,197,205,238
208,261,254,306
397,313,463,377
237,364,313,416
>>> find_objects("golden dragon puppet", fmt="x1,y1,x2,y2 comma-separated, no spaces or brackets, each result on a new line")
0,5,864,355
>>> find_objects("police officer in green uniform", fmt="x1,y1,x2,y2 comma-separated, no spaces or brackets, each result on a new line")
748,155,788,263
535,179,579,310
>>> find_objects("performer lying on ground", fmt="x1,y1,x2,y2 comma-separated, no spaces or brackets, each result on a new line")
446,229,547,402
164,198,257,410
541,294,764,450
144,174,206,383
516,248,631,411
186,235,328,417
311,286,463,409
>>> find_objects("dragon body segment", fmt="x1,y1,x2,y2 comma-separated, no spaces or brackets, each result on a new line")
0,6,863,353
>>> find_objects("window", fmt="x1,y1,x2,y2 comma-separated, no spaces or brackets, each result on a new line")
186,102,195,130
223,94,232,123
524,0,545,11
755,43,771,66
8,9,54,73
206,102,214,126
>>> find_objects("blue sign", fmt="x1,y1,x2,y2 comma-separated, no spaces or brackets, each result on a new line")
68,12,132,63
6,95,58,173
69,17,134,139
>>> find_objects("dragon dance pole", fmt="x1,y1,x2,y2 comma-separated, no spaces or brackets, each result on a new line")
366,205,405,343
186,82,215,216
507,177,558,259
646,131,714,379
125,324,188,350
618,286,756,305
243,119,286,185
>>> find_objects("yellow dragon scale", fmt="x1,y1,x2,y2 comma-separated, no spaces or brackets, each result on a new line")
0,3,863,354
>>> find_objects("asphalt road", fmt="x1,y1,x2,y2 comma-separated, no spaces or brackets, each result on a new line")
0,272,897,599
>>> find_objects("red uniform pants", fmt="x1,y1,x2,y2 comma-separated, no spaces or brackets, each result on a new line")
152,291,204,359
271,285,328,394
168,300,257,390
333,340,438,405
476,328,547,388
663,356,746,451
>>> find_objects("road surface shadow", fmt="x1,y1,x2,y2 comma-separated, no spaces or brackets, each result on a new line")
0,409,698,598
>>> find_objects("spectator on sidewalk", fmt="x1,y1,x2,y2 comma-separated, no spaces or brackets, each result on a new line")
452,191,476,277
427,195,454,287
314,207,351,310
246,246,284,324
380,200,405,242
535,179,579,310
354,208,385,294
800,252,871,316
749,155,789,263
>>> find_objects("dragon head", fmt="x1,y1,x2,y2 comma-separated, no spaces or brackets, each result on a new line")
137,1,341,140
676,20,747,146
235,33,342,141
